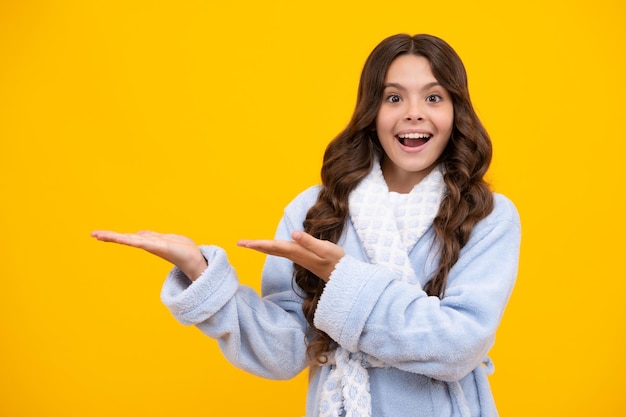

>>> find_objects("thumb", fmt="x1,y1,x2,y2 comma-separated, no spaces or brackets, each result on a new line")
292,231,332,259
291,231,317,248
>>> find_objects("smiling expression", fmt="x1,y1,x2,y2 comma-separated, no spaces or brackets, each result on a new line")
375,54,454,193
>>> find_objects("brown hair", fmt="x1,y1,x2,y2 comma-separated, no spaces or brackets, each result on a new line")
294,34,494,363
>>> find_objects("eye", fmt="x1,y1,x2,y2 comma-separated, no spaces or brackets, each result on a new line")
385,94,402,103
426,94,442,103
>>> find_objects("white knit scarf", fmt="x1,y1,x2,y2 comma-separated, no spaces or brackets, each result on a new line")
318,160,449,417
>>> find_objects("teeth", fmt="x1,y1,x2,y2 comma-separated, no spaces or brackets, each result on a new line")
398,133,431,139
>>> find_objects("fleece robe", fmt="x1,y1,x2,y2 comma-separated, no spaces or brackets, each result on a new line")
161,186,521,417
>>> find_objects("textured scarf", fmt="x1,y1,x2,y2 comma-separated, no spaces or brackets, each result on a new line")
318,160,452,417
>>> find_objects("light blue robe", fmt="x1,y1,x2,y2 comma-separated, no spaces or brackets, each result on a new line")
161,186,521,417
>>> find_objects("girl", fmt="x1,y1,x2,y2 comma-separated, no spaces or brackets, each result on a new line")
92,34,521,417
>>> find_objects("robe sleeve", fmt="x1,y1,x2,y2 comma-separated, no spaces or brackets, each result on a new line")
314,194,521,382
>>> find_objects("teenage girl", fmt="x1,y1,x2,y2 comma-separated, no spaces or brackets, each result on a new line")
92,33,521,417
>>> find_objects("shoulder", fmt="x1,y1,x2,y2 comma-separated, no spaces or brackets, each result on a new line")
449,193,522,283
460,192,521,251
485,193,521,230
283,185,322,219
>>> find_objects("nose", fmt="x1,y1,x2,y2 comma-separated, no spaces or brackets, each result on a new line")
404,102,424,122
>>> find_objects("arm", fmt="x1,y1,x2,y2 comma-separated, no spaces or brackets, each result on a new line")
159,216,310,380
91,187,323,380
160,187,324,380
314,195,521,381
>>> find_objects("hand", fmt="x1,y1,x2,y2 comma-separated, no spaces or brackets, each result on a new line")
90,230,208,281
237,231,344,282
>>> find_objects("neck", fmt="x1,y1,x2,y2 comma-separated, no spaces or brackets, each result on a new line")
381,158,435,193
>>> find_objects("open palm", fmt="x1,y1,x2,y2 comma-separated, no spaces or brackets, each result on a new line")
90,230,208,280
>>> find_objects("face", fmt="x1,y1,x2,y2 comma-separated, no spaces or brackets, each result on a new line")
375,54,454,192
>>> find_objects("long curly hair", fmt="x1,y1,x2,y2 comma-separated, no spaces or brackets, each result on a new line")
294,34,494,363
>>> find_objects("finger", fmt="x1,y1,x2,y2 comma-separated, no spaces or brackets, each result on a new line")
136,230,159,236
241,239,326,273
238,239,311,262
135,231,189,246
291,231,318,249
91,230,125,241
291,231,332,257
91,230,154,250
237,239,294,256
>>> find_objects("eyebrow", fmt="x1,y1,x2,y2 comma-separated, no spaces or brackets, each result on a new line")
383,81,442,91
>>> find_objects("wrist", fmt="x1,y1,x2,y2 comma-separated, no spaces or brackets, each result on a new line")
182,254,208,282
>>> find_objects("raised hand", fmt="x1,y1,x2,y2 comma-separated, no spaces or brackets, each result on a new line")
90,230,208,281
237,231,344,282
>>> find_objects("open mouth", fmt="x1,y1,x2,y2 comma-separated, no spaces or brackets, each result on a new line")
397,132,432,147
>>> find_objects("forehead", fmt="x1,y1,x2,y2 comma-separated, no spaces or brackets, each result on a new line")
384,55,437,84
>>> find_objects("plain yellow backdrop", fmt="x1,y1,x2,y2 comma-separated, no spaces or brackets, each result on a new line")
1,0,625,416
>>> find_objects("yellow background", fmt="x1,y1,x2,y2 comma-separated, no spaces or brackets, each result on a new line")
1,0,624,416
